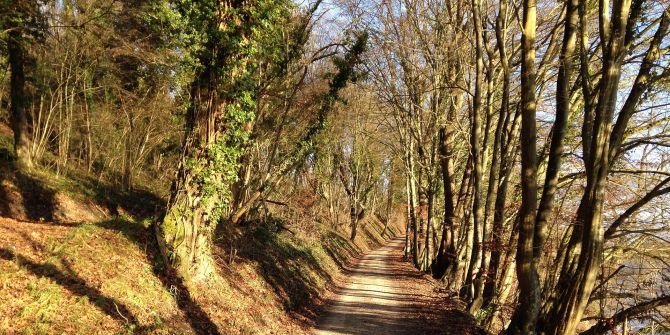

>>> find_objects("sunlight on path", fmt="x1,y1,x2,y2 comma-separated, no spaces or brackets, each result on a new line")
314,237,430,335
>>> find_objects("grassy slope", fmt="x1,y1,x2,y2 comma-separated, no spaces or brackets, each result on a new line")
0,132,403,334
0,211,400,335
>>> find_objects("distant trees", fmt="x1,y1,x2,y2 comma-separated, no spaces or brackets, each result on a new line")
334,90,384,240
338,0,670,332
1,0,184,188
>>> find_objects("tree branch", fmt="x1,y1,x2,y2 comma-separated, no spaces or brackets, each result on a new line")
581,295,670,335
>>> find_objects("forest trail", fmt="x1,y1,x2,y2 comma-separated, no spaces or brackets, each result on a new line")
314,237,480,335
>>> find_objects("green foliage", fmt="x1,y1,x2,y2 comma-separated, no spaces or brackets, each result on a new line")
174,1,296,225
0,0,48,39
286,31,369,169
253,220,281,244
174,0,292,77
0,134,15,161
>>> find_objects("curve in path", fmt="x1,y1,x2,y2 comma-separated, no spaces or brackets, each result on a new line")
314,237,472,335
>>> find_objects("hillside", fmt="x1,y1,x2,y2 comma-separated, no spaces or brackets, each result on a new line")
0,139,425,334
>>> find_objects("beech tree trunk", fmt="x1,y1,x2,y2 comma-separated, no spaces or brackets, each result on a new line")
463,0,485,306
432,126,457,279
482,0,511,307
350,203,359,240
536,1,669,334
507,0,539,331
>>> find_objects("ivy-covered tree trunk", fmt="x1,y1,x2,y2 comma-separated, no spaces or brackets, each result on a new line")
158,176,218,280
154,1,366,282
155,65,226,281
154,1,292,282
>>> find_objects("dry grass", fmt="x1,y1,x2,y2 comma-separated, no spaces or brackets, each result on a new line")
0,126,404,334
0,218,192,334
0,216,400,334
0,179,401,335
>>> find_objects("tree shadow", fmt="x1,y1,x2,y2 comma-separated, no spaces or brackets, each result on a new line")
322,230,363,273
84,179,164,219
0,159,164,222
97,219,221,335
0,247,143,332
0,161,57,221
216,220,334,320
0,157,217,334
0,154,219,333
160,271,222,335
362,222,384,247
316,295,484,335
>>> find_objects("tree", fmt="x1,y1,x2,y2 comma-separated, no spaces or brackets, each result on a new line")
538,2,670,334
507,0,539,331
155,1,294,281
155,1,368,281
1,0,40,167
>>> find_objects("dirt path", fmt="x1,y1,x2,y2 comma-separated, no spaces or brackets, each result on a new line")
314,237,481,335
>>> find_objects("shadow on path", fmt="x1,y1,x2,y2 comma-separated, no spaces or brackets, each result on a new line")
314,237,482,335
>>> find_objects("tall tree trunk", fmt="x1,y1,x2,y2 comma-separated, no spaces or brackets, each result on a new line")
383,164,394,238
483,0,511,306
350,202,359,240
8,26,32,168
155,68,220,281
83,71,94,172
452,155,473,292
472,30,498,315
540,0,634,333
404,167,413,259
529,0,577,329
533,0,577,273
432,125,457,279
463,0,485,304
424,189,433,271
122,112,134,191
408,147,421,268
507,0,539,331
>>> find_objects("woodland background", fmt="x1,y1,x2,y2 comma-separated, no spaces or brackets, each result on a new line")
0,0,669,334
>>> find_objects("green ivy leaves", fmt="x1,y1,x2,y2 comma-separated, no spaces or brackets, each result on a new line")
175,1,294,224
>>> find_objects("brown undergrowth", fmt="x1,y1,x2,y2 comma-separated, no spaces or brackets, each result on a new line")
0,156,403,334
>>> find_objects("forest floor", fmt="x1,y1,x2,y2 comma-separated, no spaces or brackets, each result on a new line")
0,134,482,334
314,237,484,335
0,158,409,335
